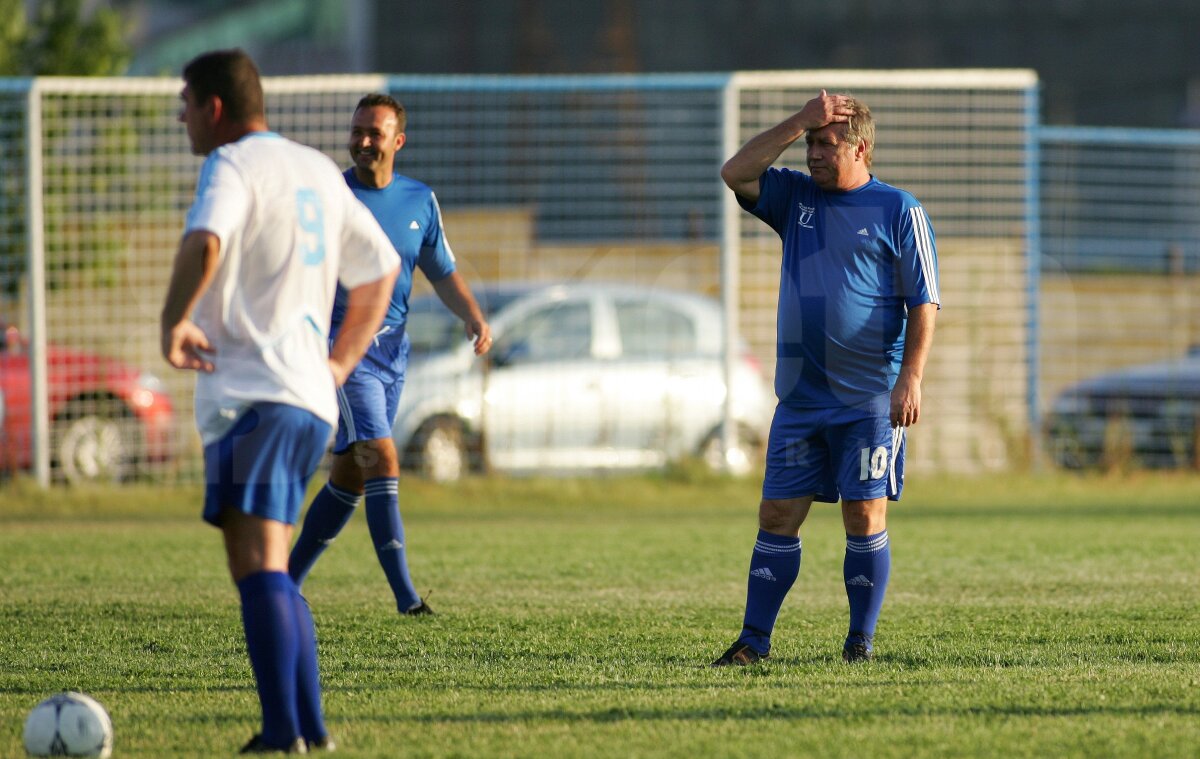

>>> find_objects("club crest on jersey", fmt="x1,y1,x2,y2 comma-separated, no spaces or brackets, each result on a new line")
797,203,815,229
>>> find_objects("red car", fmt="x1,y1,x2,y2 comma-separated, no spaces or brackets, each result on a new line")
0,321,177,483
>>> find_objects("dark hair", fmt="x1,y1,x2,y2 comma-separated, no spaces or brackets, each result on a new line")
182,49,265,124
355,93,406,132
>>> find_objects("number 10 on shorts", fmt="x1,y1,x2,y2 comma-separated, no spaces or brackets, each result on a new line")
860,446,888,481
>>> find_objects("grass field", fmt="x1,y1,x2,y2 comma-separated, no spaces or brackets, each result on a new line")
1,470,1198,758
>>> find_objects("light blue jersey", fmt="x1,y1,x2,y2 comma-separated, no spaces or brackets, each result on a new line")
331,169,457,332
739,168,940,410
329,169,456,450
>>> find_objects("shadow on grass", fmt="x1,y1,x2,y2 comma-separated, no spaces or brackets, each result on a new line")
334,699,1200,725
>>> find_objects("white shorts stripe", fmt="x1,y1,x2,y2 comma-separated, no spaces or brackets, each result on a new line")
336,385,357,442
888,426,904,494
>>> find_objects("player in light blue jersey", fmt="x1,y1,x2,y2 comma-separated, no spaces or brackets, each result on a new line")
711,90,940,666
162,50,399,753
289,93,491,616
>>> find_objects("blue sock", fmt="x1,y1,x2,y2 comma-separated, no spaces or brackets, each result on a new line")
289,482,361,587
364,477,421,612
738,530,802,655
237,571,300,748
844,530,891,645
291,589,327,743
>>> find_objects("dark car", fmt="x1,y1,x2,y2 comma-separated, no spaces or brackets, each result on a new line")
0,321,177,483
1044,348,1200,469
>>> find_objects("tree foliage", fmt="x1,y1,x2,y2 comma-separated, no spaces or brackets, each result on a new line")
0,0,25,75
0,2,134,297
0,0,131,76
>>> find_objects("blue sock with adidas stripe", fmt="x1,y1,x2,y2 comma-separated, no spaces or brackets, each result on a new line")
364,476,421,612
844,530,890,644
289,482,361,588
738,529,801,655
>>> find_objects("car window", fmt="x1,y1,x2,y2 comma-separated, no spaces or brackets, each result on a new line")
614,299,697,359
496,301,592,364
406,290,524,354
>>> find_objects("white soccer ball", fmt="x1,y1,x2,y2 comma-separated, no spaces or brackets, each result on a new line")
23,692,113,758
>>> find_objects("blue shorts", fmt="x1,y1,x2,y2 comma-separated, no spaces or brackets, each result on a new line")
762,403,906,503
333,329,409,453
203,403,332,527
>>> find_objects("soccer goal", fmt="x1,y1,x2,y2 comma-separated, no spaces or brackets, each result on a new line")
1,70,1038,484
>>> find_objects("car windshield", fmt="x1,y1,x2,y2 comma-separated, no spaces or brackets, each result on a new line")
406,289,524,354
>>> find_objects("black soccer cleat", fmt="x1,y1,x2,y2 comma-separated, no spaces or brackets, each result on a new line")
401,589,435,616
711,641,769,667
842,633,874,663
239,733,308,754
402,598,434,616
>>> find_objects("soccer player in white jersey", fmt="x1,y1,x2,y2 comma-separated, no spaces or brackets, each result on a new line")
160,49,399,753
711,90,940,666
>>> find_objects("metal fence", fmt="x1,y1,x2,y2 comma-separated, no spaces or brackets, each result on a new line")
1039,127,1200,470
9,70,1190,485
730,71,1038,474
0,75,389,485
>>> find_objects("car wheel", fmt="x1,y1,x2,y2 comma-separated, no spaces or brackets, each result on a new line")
411,417,468,483
54,400,141,484
1046,430,1094,470
1044,411,1108,470
699,425,761,477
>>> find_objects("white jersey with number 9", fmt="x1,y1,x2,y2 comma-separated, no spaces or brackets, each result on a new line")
184,131,396,444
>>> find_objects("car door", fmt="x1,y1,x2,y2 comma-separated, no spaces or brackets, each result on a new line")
481,295,605,473
0,325,32,470
607,296,705,464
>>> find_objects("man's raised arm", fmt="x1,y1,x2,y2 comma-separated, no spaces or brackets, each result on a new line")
720,89,856,202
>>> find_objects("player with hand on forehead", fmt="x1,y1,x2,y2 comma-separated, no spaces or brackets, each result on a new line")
711,89,940,666
287,93,491,616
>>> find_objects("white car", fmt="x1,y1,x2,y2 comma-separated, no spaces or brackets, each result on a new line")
394,282,774,481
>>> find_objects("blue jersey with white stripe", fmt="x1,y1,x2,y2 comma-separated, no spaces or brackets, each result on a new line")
331,169,457,332
738,168,940,409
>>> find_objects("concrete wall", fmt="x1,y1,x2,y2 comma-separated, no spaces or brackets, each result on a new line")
433,209,1036,472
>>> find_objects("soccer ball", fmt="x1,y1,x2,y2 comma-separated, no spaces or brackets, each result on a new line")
22,692,113,758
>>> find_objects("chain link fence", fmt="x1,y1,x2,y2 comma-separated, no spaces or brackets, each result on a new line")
6,70,1191,485
1040,127,1200,470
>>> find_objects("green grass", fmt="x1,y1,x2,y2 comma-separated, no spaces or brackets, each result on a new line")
2,471,1198,758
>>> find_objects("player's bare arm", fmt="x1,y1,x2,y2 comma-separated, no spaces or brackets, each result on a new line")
720,89,856,202
431,271,492,355
890,302,937,428
329,267,399,386
160,230,220,372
